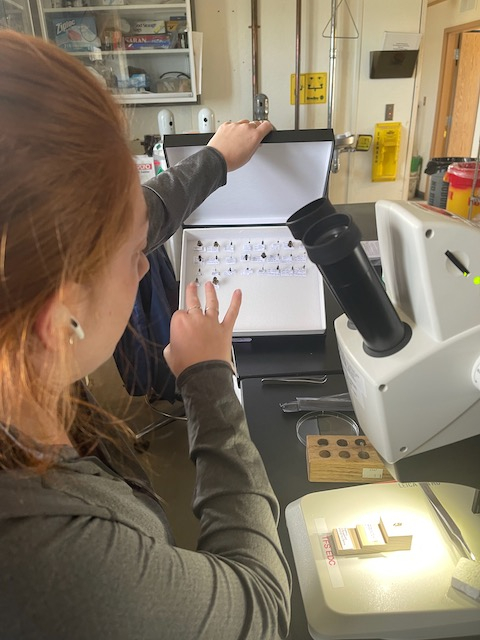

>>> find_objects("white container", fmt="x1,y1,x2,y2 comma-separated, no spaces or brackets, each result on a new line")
152,142,167,175
133,154,155,184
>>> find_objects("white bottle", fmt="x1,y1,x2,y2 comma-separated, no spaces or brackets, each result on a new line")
152,142,167,175
157,109,175,136
87,51,117,89
155,110,175,175
198,107,215,133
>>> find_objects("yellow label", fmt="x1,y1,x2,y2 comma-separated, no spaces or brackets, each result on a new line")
356,134,372,151
290,72,327,104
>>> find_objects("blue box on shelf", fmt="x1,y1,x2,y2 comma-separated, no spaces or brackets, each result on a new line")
49,14,100,52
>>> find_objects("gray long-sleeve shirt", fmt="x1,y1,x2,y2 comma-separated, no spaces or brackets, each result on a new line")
143,145,227,251
0,364,291,639
0,151,291,638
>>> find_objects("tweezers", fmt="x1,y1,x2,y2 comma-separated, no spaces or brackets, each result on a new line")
280,393,353,412
419,482,476,561
261,376,328,385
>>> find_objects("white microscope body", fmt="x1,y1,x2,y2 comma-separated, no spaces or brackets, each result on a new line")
286,199,480,640
336,200,480,477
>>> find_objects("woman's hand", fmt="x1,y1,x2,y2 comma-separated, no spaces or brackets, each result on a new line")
207,119,273,172
164,281,242,377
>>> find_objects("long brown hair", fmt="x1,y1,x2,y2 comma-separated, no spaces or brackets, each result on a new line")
0,30,138,470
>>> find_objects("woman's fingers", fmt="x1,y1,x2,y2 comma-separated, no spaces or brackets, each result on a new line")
185,281,241,329
203,281,220,317
221,288,242,331
184,281,202,313
164,283,242,377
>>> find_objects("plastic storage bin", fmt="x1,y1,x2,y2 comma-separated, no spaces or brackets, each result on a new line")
445,162,480,218
424,156,474,209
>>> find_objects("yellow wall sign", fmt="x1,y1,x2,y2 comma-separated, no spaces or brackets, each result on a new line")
372,122,402,182
356,134,373,152
290,72,327,105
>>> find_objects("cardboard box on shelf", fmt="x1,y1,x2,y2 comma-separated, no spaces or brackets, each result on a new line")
166,18,186,32
123,34,173,50
132,20,166,34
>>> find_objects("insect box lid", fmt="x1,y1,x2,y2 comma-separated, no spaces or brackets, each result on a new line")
163,129,334,227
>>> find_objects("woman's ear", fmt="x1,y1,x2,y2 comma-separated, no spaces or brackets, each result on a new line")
34,293,71,351
34,282,87,351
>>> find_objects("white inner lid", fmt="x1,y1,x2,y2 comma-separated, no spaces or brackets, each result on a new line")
165,134,334,226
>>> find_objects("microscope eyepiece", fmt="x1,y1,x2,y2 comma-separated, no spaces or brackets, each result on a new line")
288,199,411,357
286,197,336,241
302,213,361,264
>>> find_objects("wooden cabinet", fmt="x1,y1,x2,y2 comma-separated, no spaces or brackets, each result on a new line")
35,0,197,104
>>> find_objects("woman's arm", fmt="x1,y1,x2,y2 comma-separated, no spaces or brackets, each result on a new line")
143,120,273,252
175,361,292,638
143,146,226,252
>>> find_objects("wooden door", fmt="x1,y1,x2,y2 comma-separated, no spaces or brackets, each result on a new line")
445,31,480,156
431,22,480,159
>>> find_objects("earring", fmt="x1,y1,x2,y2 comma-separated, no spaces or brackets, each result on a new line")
69,316,85,343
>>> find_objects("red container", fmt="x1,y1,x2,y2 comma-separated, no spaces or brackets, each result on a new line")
444,162,480,218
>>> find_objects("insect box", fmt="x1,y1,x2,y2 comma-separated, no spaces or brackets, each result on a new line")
164,129,334,337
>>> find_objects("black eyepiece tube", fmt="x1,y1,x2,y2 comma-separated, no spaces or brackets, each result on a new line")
286,197,337,241
300,210,410,356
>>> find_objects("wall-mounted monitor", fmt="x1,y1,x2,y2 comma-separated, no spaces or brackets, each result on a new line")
370,50,419,79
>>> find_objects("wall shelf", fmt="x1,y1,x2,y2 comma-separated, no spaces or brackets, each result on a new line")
35,0,197,105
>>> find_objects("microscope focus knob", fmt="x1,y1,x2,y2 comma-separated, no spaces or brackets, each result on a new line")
471,355,480,390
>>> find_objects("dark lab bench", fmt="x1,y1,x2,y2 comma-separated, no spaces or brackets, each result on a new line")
241,375,356,640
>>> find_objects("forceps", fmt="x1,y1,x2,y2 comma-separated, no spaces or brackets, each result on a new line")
261,375,328,385
419,482,476,562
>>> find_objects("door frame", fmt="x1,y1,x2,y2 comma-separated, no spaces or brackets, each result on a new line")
430,19,480,159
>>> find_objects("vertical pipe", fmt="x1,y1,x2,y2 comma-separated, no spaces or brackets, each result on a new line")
327,0,337,129
251,0,259,119
294,0,302,130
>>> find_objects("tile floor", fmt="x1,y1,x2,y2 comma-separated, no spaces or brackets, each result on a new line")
88,357,200,550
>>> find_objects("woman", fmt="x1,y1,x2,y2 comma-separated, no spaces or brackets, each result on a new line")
0,30,290,639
